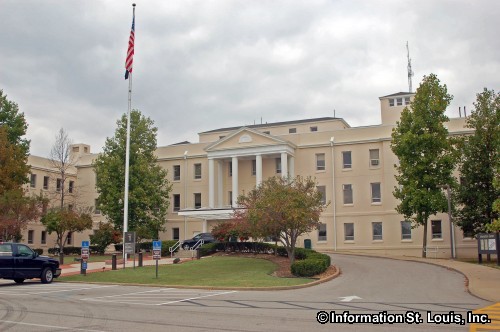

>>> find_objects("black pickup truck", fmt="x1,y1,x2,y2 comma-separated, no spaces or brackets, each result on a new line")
0,242,61,284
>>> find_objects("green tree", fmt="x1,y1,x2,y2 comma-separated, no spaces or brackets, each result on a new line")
90,222,122,255
0,90,30,157
41,208,92,260
391,74,457,258
0,127,30,194
234,176,326,264
93,110,172,240
457,89,500,235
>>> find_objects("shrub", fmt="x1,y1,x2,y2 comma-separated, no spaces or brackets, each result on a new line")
291,259,327,277
161,240,179,256
198,243,217,257
33,248,44,255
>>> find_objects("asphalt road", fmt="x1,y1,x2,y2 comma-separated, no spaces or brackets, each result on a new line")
0,254,491,332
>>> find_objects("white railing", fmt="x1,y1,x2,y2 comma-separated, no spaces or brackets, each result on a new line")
169,241,181,257
190,239,205,251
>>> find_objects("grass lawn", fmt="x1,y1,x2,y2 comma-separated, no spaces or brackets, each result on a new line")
60,256,314,287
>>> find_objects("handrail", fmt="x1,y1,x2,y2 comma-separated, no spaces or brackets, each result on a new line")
190,239,205,251
169,241,181,257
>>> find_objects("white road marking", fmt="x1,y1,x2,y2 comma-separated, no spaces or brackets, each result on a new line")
81,288,237,306
339,295,362,302
0,319,107,332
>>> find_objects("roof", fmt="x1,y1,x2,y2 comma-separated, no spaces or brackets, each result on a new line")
199,117,340,134
379,92,416,99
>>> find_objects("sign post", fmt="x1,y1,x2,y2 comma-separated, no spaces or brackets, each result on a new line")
124,231,136,270
153,240,162,279
81,240,90,275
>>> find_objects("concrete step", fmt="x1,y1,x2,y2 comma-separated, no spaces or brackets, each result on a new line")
173,250,197,258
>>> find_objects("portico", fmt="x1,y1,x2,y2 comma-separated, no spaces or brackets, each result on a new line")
205,127,296,209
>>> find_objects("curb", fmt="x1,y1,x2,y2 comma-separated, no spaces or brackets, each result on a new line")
59,260,341,291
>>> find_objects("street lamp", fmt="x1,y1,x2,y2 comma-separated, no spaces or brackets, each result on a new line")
438,184,456,259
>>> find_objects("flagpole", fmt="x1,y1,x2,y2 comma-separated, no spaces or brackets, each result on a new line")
123,3,135,267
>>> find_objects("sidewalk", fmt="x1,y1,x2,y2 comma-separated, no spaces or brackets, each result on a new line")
60,254,184,277
330,251,500,303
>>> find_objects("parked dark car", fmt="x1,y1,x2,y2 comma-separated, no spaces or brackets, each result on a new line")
0,242,61,284
182,233,215,250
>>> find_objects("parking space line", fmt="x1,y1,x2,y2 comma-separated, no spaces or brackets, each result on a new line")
0,319,107,332
157,290,237,305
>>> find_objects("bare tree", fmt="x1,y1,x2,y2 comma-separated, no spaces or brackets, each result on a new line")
49,128,76,209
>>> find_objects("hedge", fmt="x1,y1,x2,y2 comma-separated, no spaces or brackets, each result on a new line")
48,246,101,255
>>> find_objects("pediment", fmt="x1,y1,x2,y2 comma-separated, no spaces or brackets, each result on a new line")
205,127,290,152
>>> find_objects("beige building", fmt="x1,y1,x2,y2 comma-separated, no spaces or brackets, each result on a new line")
23,92,477,258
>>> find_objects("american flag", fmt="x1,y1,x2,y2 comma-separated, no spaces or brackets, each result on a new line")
124,13,135,80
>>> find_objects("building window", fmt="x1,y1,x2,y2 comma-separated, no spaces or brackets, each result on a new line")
173,194,180,212
73,146,79,152
172,228,179,241
194,163,202,180
69,181,74,193
263,131,270,135
317,186,326,205
372,222,383,240
219,136,225,140
397,98,403,106
229,162,232,177
369,149,380,167
252,160,256,176
67,232,72,245
173,165,180,181
318,223,327,241
404,97,411,105
289,128,296,134
310,126,318,132
316,153,325,171
229,191,232,206
344,223,354,241
342,151,352,169
275,158,281,174
389,99,395,107
41,231,47,245
30,174,37,188
401,221,412,240
371,182,381,203
94,199,101,214
28,230,34,244
431,220,442,239
343,184,353,205
43,176,49,190
68,204,74,211
194,193,201,209
56,178,62,192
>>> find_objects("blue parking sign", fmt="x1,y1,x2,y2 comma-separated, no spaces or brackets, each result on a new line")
153,241,162,250
81,241,90,248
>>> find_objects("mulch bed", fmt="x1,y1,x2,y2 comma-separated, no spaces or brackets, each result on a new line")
211,251,337,279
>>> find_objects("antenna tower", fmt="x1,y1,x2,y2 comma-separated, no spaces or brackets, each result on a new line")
407,41,414,93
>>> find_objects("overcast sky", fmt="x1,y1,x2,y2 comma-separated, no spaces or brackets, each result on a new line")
1,0,498,157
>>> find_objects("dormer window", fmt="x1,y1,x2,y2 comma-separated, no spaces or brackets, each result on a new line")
397,98,403,106
310,126,318,132
389,99,395,107
289,128,297,134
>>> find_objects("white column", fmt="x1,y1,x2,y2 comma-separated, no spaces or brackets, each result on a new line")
231,156,238,207
281,152,288,178
208,158,215,208
217,160,223,207
256,154,263,186
202,219,207,233
288,155,295,178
